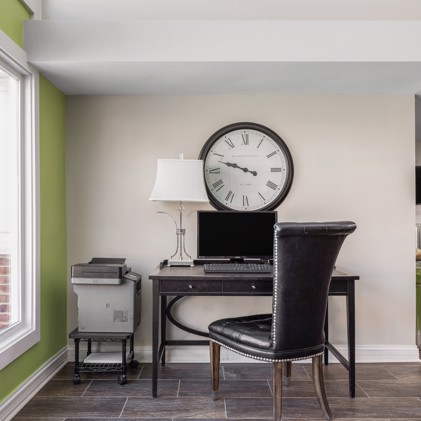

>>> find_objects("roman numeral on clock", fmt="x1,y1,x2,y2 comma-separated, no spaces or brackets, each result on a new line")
225,138,235,149
209,167,220,174
212,179,224,191
266,180,278,190
241,134,249,145
225,191,234,203
271,167,283,172
243,195,249,207
267,151,277,158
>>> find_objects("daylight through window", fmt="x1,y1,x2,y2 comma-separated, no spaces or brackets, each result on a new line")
0,66,20,333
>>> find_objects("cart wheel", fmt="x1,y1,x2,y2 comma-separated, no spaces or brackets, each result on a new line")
129,360,139,368
73,374,81,385
118,374,127,385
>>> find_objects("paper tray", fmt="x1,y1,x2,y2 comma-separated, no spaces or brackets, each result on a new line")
83,352,131,364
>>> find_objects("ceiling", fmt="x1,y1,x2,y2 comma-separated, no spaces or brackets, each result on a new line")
40,0,421,21
22,0,421,95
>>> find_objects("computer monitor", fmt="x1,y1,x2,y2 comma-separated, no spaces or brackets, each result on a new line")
197,211,277,260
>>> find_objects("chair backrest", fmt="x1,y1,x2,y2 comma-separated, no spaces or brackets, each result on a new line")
271,221,356,354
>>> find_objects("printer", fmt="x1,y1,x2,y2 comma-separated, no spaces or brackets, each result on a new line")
71,258,141,333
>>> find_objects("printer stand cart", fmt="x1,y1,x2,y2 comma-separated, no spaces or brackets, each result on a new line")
69,328,138,385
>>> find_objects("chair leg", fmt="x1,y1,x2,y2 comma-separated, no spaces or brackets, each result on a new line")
273,362,283,421
209,341,220,398
282,361,292,386
312,354,333,420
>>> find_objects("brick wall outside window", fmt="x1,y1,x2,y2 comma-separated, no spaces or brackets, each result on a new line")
0,254,10,330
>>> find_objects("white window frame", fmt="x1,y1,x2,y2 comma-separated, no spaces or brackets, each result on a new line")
0,29,40,370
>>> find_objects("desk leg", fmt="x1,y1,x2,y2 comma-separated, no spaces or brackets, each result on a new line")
347,280,356,398
324,302,329,366
161,295,167,366
152,280,160,398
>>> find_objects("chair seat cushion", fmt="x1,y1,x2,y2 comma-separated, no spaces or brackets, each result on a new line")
209,314,273,349
209,314,324,362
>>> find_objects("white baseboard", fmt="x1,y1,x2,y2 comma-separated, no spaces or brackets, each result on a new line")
67,343,420,364
349,344,420,363
148,344,420,363
0,347,68,421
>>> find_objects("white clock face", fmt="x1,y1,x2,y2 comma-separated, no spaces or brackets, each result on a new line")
200,124,293,211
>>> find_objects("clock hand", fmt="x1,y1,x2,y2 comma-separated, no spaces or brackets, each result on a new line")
242,167,257,176
218,161,257,176
218,161,240,170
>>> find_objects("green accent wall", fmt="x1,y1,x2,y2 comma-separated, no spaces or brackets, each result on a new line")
0,0,30,47
0,1,68,403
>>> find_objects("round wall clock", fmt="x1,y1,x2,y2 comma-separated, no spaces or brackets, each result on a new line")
199,122,294,211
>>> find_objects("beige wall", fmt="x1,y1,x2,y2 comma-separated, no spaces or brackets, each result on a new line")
66,95,416,362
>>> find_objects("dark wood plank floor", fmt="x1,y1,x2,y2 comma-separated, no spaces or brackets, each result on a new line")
12,361,421,420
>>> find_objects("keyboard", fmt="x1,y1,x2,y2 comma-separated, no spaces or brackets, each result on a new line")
203,262,273,273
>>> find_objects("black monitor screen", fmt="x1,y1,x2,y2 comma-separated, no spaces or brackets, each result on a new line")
197,211,277,259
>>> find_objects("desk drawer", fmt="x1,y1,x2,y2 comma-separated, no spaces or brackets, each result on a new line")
160,280,222,294
223,280,273,294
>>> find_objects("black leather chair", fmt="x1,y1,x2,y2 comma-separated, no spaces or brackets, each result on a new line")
208,221,357,421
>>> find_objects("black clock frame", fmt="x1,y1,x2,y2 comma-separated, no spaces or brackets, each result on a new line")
199,122,294,211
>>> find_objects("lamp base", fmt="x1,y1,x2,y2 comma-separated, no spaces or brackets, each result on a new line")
167,259,194,267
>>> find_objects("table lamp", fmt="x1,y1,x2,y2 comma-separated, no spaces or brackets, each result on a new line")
150,154,208,266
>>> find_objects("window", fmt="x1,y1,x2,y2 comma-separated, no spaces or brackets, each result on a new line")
0,66,19,331
0,31,39,369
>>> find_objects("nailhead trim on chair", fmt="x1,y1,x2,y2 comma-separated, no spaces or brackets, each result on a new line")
272,238,279,343
210,338,323,363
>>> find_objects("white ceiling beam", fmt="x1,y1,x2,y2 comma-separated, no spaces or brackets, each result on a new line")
24,20,421,62
23,19,421,94
40,0,421,21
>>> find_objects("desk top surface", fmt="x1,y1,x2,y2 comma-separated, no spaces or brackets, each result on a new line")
149,262,359,281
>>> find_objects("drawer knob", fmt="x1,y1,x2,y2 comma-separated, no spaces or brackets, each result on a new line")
188,284,193,289
251,284,256,289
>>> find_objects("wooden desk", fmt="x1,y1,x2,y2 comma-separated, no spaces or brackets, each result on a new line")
149,262,359,398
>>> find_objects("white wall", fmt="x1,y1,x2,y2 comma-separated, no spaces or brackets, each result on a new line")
66,94,417,362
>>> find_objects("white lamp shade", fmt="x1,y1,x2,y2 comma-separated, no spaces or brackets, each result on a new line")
150,158,209,202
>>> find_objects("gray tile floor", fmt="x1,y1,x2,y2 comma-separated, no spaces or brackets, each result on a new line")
12,361,421,420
